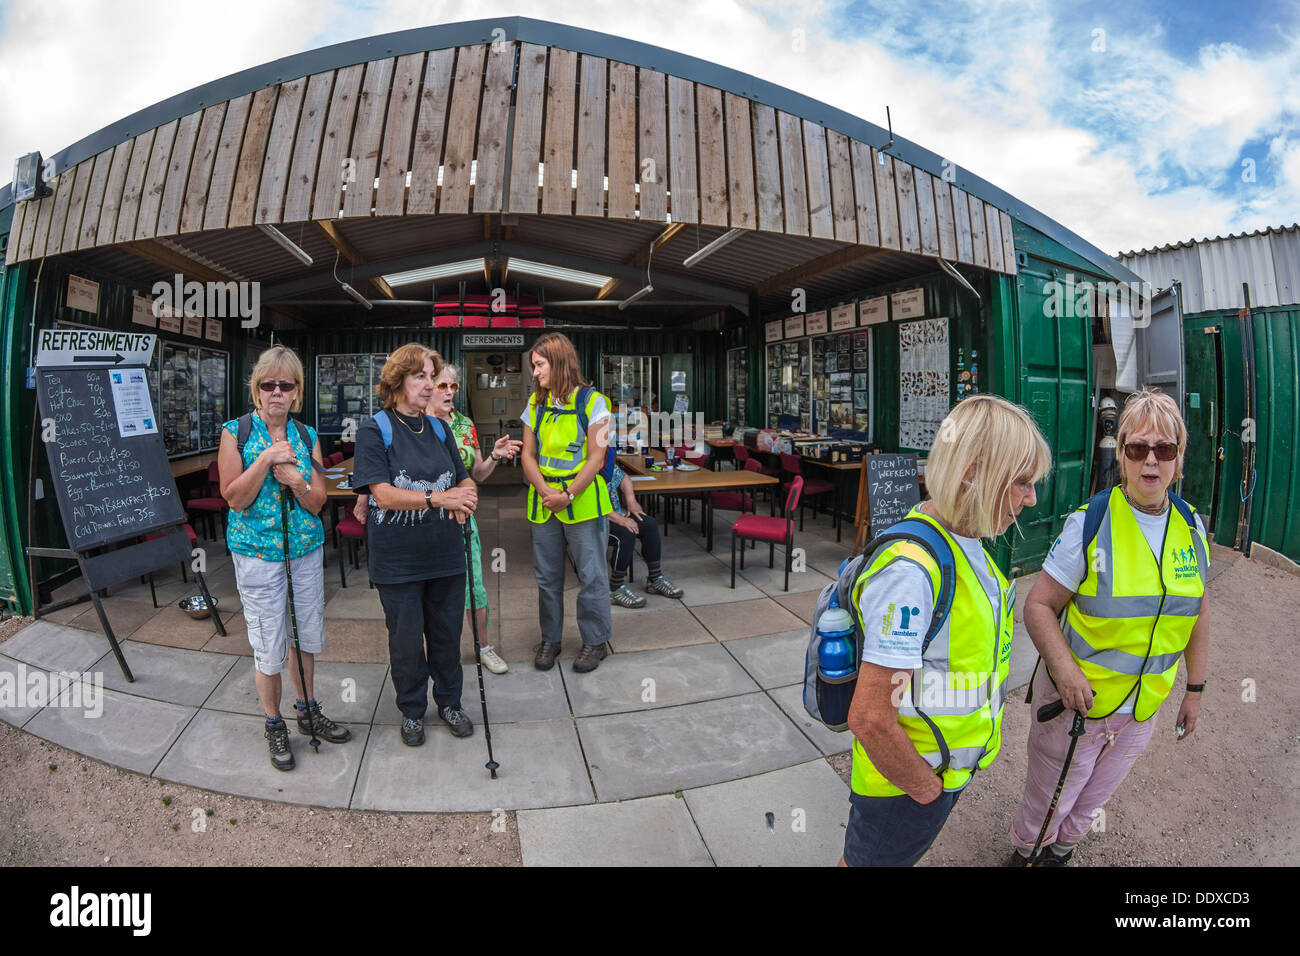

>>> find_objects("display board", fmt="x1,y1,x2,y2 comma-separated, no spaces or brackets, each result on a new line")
766,339,809,430
316,353,388,434
158,342,228,457
864,453,921,533
727,347,747,423
898,317,950,450
811,329,871,436
36,366,187,552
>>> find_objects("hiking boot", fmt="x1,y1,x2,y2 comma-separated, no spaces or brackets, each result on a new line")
534,641,561,671
441,706,474,738
610,584,647,608
400,717,425,747
644,575,684,598
1005,850,1032,867
572,642,610,674
479,644,508,674
265,720,294,771
296,702,353,743
1036,847,1074,866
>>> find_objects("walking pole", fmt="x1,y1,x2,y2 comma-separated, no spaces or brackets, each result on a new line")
281,487,320,754
463,518,499,778
1027,699,1086,865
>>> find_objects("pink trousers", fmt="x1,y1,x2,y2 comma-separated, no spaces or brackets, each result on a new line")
1009,664,1159,851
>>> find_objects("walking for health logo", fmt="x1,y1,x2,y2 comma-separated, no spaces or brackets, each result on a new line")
1170,544,1200,580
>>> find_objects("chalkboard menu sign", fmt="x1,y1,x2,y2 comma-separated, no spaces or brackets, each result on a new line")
864,453,921,533
37,366,188,552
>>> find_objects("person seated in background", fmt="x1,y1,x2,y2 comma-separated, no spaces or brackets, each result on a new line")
606,459,683,608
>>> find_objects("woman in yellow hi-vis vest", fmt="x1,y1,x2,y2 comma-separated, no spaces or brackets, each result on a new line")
841,395,1052,867
521,333,613,674
1010,388,1211,865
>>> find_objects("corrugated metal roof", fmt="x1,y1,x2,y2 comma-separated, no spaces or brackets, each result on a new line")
1116,224,1300,312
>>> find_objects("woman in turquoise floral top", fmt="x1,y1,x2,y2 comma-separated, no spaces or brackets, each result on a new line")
217,345,350,772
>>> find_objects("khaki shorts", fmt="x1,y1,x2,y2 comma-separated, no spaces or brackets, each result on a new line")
232,549,326,675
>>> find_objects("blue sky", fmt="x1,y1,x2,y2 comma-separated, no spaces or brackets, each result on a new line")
1,0,1296,254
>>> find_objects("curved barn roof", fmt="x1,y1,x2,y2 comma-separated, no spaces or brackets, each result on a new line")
3,16,1137,296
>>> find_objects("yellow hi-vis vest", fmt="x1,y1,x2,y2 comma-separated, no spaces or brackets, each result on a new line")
849,506,1015,797
526,388,609,525
1056,485,1206,721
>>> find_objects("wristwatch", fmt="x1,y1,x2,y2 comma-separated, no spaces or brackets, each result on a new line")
425,489,433,510
490,452,503,462
1186,682,1205,693
567,491,575,502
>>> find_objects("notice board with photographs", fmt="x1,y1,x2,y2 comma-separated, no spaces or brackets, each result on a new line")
160,342,228,457
316,353,388,434
811,329,872,437
766,339,809,430
727,347,747,423
898,317,951,451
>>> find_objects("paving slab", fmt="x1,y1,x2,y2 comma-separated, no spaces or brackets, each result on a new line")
742,561,835,596
772,588,819,624
154,708,363,807
130,605,221,650
605,606,714,651
207,658,389,724
323,582,384,619
25,687,195,775
316,619,390,663
564,643,760,717
688,597,806,642
723,630,809,689
372,665,568,725
352,717,593,812
100,642,239,707
683,759,850,866
0,654,51,728
768,682,853,756
579,692,820,802
1,619,121,672
518,794,713,866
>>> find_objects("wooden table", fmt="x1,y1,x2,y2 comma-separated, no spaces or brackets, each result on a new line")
321,457,358,499
170,451,218,479
746,447,863,542
705,438,737,470
616,451,779,551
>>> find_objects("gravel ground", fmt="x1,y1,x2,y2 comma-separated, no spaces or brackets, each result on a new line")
1,553,1294,866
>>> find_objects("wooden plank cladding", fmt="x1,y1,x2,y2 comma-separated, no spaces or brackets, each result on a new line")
5,39,1019,275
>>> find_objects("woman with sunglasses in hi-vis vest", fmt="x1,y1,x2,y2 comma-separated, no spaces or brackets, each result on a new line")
520,333,613,674
1009,388,1211,866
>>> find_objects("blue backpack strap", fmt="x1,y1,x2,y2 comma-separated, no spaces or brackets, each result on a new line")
423,413,447,443
576,385,594,436
1167,490,1196,531
236,413,253,460
1080,488,1113,553
375,409,394,449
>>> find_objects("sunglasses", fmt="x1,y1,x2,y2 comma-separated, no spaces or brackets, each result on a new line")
1123,441,1178,462
434,382,460,393
258,380,297,393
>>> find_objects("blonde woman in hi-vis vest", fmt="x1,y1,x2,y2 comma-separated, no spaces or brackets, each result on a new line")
521,333,614,674
1010,388,1211,865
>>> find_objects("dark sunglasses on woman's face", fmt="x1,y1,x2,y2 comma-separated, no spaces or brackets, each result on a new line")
1123,441,1177,462
259,380,297,393
434,382,460,393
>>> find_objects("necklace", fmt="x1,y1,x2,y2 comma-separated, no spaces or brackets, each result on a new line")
393,409,425,434
1122,485,1167,516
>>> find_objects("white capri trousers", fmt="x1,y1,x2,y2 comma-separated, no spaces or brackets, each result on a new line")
232,548,327,675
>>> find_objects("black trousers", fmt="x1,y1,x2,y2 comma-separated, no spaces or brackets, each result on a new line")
377,573,466,720
608,514,662,574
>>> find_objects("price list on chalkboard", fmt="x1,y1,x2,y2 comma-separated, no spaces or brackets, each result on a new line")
865,453,921,533
37,367,187,552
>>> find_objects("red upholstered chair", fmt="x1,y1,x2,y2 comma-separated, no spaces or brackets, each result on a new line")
779,452,837,532
709,458,761,550
185,461,227,543
734,444,780,505
731,477,802,591
145,524,199,608
335,514,368,588
328,451,344,467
